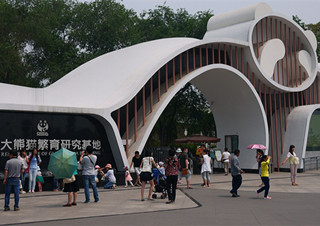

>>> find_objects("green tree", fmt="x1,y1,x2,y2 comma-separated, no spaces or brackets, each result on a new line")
0,0,30,85
146,83,216,147
137,4,213,42
70,0,139,58
307,22,320,61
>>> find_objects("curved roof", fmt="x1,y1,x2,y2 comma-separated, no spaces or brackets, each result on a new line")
0,3,318,113
45,38,199,109
0,38,198,110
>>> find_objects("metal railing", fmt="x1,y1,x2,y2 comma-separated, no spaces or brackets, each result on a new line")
302,156,320,172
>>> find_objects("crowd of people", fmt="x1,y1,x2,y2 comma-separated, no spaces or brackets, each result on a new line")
3,144,300,211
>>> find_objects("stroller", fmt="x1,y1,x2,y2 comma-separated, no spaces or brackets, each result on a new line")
151,168,167,199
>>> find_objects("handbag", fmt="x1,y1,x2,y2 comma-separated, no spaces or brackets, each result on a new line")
63,174,76,184
182,168,188,175
294,156,300,165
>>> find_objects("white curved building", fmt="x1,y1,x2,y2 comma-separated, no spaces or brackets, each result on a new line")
0,3,319,171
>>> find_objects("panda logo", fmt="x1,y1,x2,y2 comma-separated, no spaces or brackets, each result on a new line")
37,120,49,136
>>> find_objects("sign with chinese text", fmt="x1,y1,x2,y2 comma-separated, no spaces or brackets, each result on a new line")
0,111,115,172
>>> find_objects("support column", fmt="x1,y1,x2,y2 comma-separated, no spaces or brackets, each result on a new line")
134,96,137,141
126,103,129,158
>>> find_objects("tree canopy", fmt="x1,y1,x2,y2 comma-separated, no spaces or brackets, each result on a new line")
0,0,212,87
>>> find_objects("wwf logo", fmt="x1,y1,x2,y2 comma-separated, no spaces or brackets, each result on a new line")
37,120,49,136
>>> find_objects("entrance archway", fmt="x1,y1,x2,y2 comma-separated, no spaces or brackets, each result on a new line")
128,65,268,169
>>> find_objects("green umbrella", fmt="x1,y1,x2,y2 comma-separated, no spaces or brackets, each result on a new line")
48,148,78,179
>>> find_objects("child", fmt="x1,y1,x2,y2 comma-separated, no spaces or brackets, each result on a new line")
158,162,165,175
256,155,272,200
200,149,212,188
94,165,100,184
124,166,134,187
36,167,44,192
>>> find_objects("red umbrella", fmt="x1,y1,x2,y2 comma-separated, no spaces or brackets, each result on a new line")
175,134,220,143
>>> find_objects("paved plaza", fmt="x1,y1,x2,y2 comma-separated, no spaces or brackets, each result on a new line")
1,171,320,225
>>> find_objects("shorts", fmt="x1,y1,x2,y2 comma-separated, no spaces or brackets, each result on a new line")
201,171,210,181
134,167,141,175
140,172,153,182
178,170,191,180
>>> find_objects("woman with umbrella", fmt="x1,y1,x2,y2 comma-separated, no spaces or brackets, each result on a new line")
63,169,79,207
256,149,264,187
48,148,79,206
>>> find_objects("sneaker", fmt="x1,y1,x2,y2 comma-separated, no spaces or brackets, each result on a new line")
124,185,128,188
232,193,240,197
264,196,272,200
4,207,10,211
20,191,26,194
14,207,20,211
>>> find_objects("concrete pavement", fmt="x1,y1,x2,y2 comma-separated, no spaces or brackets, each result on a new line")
1,170,320,225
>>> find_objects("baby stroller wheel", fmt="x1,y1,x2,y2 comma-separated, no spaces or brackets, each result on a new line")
152,194,157,199
161,193,167,199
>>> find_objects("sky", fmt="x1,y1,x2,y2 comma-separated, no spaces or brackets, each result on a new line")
83,0,320,24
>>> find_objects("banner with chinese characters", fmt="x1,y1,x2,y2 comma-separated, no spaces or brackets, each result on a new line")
0,111,115,172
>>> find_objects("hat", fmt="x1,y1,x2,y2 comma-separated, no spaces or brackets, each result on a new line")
106,164,112,168
176,148,182,153
158,161,164,166
95,165,100,169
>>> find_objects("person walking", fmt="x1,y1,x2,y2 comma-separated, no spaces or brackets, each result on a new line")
256,149,264,187
130,151,142,186
178,148,192,189
256,155,272,200
230,149,243,197
222,148,231,176
80,146,99,203
27,148,41,193
200,149,212,187
281,145,299,186
165,149,179,204
140,150,158,201
17,150,28,193
3,150,24,211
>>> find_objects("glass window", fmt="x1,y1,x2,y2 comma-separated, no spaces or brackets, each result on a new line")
306,109,320,151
